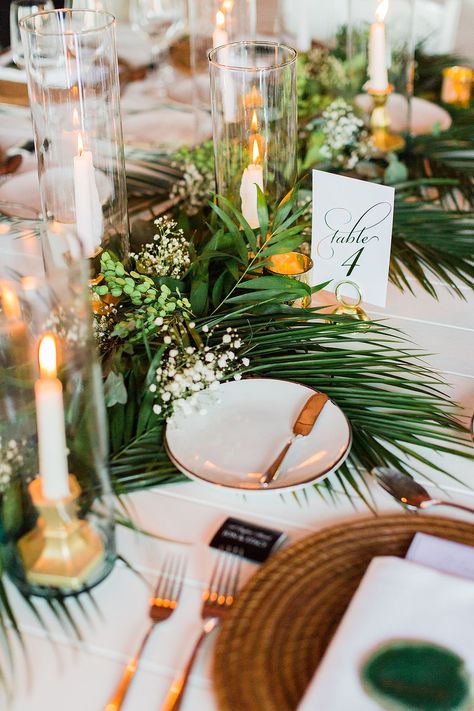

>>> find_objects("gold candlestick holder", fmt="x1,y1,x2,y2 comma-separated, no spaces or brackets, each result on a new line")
18,475,104,591
368,84,405,153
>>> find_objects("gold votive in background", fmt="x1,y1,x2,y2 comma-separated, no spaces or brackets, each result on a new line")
441,66,473,108
266,252,313,308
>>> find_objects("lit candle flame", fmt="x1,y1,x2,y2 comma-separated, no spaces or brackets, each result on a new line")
77,132,84,156
216,10,225,29
38,334,58,379
375,0,389,22
0,284,21,320
251,109,258,132
252,138,260,164
222,0,234,10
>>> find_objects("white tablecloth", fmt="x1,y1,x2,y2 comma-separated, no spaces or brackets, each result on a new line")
0,99,473,711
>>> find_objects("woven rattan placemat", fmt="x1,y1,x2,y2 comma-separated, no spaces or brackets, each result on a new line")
213,513,474,711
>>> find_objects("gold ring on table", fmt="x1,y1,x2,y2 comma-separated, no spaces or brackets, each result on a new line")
335,280,363,307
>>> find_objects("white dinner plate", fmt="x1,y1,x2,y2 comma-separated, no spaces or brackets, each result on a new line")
165,378,352,492
122,107,211,149
0,170,41,218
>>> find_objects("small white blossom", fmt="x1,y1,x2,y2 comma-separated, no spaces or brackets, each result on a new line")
319,99,371,170
150,325,248,421
130,216,191,280
0,437,25,494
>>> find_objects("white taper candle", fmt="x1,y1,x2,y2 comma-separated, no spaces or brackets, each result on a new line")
35,334,70,501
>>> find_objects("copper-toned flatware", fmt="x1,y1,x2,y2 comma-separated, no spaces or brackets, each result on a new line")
260,392,329,487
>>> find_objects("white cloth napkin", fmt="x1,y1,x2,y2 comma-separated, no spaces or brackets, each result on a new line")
297,556,474,711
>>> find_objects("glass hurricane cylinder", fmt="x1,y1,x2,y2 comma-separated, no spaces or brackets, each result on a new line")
348,0,415,96
209,41,297,228
20,9,129,267
188,0,256,121
0,261,115,598
276,0,350,52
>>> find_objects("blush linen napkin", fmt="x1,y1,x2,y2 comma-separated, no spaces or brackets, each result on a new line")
297,556,474,711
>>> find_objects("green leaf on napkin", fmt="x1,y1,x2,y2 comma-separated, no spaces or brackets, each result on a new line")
361,639,472,711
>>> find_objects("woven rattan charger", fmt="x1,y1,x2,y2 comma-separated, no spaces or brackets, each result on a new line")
213,513,474,711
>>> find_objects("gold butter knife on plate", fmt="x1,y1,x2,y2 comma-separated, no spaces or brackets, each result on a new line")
259,392,329,488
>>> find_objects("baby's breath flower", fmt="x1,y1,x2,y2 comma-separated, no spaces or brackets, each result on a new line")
131,216,191,280
319,98,371,170
169,141,215,215
151,325,249,421
44,305,87,345
0,437,25,494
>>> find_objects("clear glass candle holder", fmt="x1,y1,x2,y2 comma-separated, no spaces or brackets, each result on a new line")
441,66,473,109
188,0,257,123
0,261,115,598
20,9,129,267
276,0,350,52
348,0,415,96
209,41,297,228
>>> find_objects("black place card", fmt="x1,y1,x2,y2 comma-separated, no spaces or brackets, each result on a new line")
210,517,287,563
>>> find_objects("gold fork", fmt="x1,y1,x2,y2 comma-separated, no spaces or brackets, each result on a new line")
161,553,242,711
104,555,186,711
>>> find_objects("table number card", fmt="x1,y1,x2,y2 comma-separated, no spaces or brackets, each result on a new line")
311,170,395,307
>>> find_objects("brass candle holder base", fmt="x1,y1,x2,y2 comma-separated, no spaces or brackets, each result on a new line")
18,476,104,591
368,85,405,153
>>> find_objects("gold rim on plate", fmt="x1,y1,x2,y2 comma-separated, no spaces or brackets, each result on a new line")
213,513,474,711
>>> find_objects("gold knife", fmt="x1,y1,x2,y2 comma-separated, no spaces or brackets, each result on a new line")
259,392,329,487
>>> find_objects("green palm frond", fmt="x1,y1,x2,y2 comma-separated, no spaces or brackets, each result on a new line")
106,311,472,505
391,185,474,296
407,115,474,209
414,48,469,97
